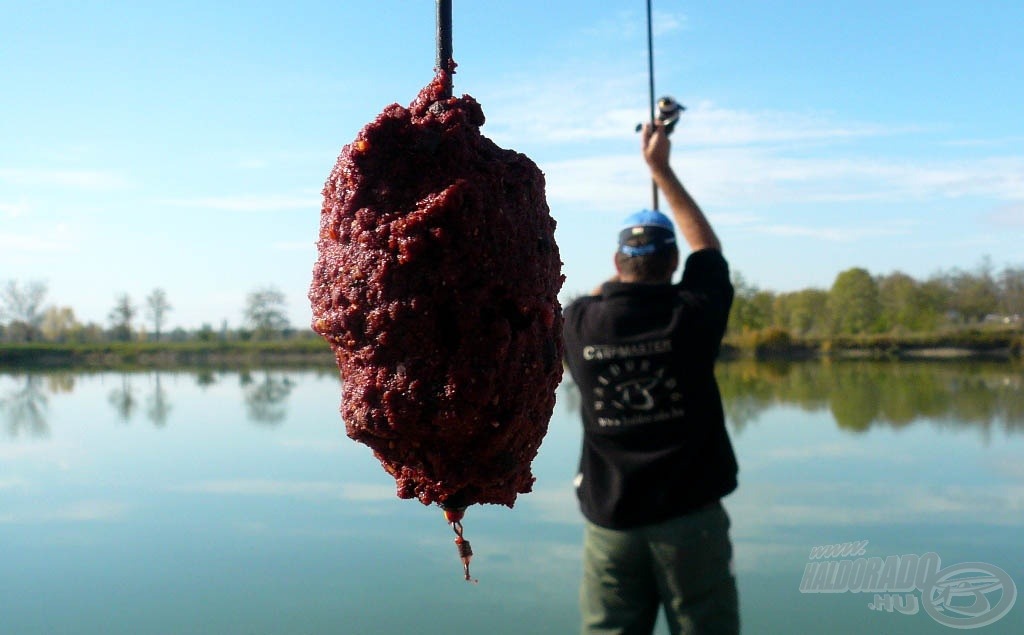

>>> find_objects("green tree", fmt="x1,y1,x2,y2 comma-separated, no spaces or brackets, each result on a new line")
920,275,953,327
145,288,173,341
70,322,105,344
828,268,881,334
40,306,80,342
728,272,774,332
108,293,137,342
774,289,829,336
0,279,48,341
197,323,216,342
243,286,290,339
945,259,999,323
877,271,941,332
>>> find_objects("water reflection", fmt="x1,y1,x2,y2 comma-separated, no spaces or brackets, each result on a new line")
195,368,217,388
3,362,1021,439
46,372,76,394
2,366,1020,635
0,374,49,437
240,371,296,425
146,374,172,426
107,374,137,423
717,360,1024,437
1,370,302,434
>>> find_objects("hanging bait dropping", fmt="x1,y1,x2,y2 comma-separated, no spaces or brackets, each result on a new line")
444,507,477,583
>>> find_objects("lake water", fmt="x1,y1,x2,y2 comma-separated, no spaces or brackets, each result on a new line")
1,361,1021,634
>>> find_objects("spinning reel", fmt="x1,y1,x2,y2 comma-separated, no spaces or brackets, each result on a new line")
636,96,686,135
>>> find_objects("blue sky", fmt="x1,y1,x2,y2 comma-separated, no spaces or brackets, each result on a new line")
2,1,1022,331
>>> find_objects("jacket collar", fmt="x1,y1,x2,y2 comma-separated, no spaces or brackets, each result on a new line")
601,281,675,299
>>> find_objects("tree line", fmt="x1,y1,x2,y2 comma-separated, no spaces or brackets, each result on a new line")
728,258,1024,337
0,281,297,344
4,258,1023,345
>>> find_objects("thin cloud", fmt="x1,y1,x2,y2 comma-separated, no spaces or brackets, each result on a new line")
580,9,686,40
276,438,344,453
942,135,1024,148
713,212,763,226
542,147,1024,214
542,153,646,213
272,241,314,252
681,101,910,147
0,200,30,218
159,195,319,212
339,483,396,502
54,500,129,522
482,74,646,145
751,222,915,242
581,10,644,40
172,478,394,502
994,455,1024,480
729,481,1024,530
0,478,26,490
653,10,687,36
0,499,128,524
0,232,71,252
479,47,903,151
0,168,127,189
0,201,31,218
483,80,903,148
521,483,584,525
988,203,1024,227
238,158,270,169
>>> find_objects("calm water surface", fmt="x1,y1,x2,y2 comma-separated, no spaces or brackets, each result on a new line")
1,362,1021,634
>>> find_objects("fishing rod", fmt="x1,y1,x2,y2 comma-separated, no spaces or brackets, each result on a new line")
641,0,685,211
645,0,658,210
436,0,453,97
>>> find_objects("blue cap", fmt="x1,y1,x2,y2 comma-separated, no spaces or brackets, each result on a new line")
618,209,677,256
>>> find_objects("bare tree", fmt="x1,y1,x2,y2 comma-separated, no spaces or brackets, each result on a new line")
0,280,48,341
946,261,999,323
108,293,137,342
998,266,1024,317
243,286,289,339
145,288,173,341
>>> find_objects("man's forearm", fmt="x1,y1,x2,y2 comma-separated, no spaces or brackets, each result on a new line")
650,165,721,253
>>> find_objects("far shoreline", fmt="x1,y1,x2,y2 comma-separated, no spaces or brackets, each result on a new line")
0,329,1020,370
0,340,335,371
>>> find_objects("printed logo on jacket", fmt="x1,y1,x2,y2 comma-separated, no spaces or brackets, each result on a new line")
587,338,684,428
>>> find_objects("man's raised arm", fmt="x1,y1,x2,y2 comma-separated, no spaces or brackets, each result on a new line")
641,122,721,253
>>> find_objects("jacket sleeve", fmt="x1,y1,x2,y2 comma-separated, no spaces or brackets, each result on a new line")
679,248,734,342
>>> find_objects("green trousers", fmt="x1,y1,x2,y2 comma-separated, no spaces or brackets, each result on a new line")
580,502,739,635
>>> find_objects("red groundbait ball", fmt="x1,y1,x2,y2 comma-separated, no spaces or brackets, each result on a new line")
309,69,564,510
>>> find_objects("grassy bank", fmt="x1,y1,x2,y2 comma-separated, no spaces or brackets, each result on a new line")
0,339,335,370
2,326,1021,370
723,326,1024,361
